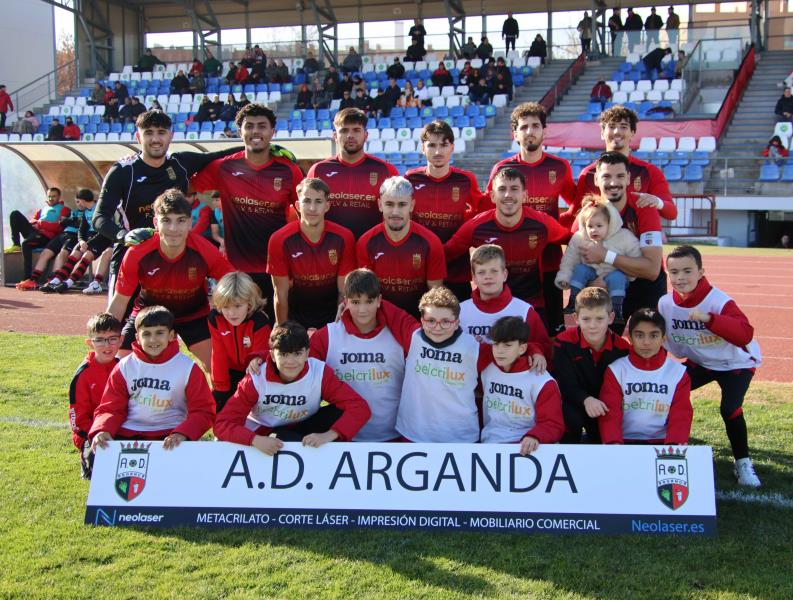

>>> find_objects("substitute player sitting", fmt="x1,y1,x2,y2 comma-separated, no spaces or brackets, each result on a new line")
311,269,419,441
214,321,371,455
89,306,216,451
267,178,356,329
480,316,564,454
357,176,446,318
659,245,763,487
599,309,693,445
108,189,234,372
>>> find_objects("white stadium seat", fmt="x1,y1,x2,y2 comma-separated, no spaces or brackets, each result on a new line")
658,137,677,152
636,80,652,93
383,140,400,153
697,136,716,153
619,81,635,93
653,79,670,92
380,128,396,140
366,140,384,153
678,137,696,152
638,137,658,152
663,89,681,102
645,90,662,102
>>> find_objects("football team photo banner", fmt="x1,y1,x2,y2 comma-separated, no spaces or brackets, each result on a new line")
86,441,716,536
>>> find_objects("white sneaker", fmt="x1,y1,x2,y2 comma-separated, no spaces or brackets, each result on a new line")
734,457,761,488
82,280,103,295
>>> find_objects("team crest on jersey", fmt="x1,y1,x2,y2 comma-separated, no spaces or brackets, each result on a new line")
273,177,282,191
328,248,338,265
527,234,538,249
115,442,150,502
655,446,689,510
548,170,557,184
243,336,251,348
188,267,197,281
412,253,422,270
369,172,378,186
633,176,642,191
451,187,460,202
166,166,177,181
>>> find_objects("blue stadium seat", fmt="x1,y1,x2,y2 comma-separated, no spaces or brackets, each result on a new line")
449,105,464,118
690,151,711,166
77,115,89,125
124,122,135,133
319,119,332,130
174,122,187,132
208,77,220,86
433,107,449,118
391,117,407,128
578,114,593,121
291,109,302,120
669,151,690,166
176,112,190,122
206,85,219,94
201,121,213,132
454,116,470,128
404,106,419,118
513,75,524,87
420,107,433,118
98,122,110,133
377,117,391,129
219,85,230,93
303,109,316,120
213,121,226,132
386,153,402,164
466,105,481,118
405,152,422,164
407,117,422,129
663,165,682,181
572,164,583,180
473,115,487,129
231,85,243,94
619,62,632,73
759,164,781,181
187,122,199,132
782,164,793,182
683,165,704,182
390,108,404,119
282,83,294,93
290,118,302,130
110,122,122,133
317,109,331,120
303,120,317,130
484,105,496,118
85,123,98,134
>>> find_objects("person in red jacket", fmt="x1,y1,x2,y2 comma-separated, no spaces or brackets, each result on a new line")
0,84,14,131
208,272,272,411
215,321,371,455
90,306,216,452
590,80,613,110
599,308,693,445
69,313,123,478
63,117,81,141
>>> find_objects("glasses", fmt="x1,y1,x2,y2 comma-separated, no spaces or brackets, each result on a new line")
421,317,458,330
91,336,121,346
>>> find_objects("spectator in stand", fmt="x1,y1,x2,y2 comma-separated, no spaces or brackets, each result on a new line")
188,58,203,77
459,61,476,86
354,88,373,114
763,135,790,165
295,83,312,109
238,92,251,109
372,89,387,117
674,50,688,78
495,56,513,85
225,62,238,85
666,7,681,48
135,48,165,73
415,79,430,106
312,80,332,109
209,95,223,121
103,86,118,122
645,7,663,46
490,72,512,102
326,64,341,86
265,60,279,83
12,111,39,135
578,11,593,55
590,80,613,109
254,45,266,62
89,82,104,106
502,12,520,53
608,9,624,56
337,73,353,99
403,80,416,99
408,19,427,47
461,37,477,60
396,91,417,110
387,57,405,80
219,95,238,122
241,47,255,68
342,47,363,74
47,118,65,141
339,89,355,109
642,47,672,74
477,36,494,60
220,126,238,139
0,85,13,131
469,77,490,105
190,71,206,94
131,97,146,120
405,37,427,62
275,59,290,83
352,75,366,94
195,96,212,122
528,34,547,64
624,8,643,53
431,63,453,87
170,69,191,95
150,99,163,111
250,56,267,84
382,78,402,117
302,51,320,75
235,63,250,85
118,97,134,124
62,117,81,140
203,50,222,76
113,81,128,105
775,87,793,122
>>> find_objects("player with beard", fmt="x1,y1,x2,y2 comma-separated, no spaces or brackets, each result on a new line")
579,151,665,327
566,106,677,222
93,110,241,282
191,104,304,320
405,120,488,301
306,108,399,238
357,176,446,317
486,102,576,335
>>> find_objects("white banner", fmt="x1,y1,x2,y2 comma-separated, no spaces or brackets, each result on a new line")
86,441,716,535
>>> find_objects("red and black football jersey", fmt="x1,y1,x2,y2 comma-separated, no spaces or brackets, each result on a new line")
356,221,447,315
444,207,570,306
306,154,399,238
486,152,575,271
116,232,234,322
267,220,356,327
405,166,489,283
191,150,303,273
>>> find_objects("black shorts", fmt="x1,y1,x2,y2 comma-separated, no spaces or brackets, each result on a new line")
121,314,210,350
85,234,113,257
45,232,78,254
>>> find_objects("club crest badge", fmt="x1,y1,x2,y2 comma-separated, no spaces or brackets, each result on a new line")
273,177,282,191
115,442,150,502
548,170,556,184
369,172,378,186
634,176,642,191
243,335,251,348
188,266,197,281
412,253,422,270
655,446,689,510
527,234,538,249
328,248,338,265
451,187,460,202
166,166,177,181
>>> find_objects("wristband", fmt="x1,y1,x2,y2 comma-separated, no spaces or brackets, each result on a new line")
656,197,664,210
604,250,617,265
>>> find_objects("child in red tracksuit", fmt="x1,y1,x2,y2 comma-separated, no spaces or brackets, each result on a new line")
69,313,123,478
208,272,272,412
89,306,215,452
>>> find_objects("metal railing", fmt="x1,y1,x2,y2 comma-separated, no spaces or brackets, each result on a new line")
704,156,792,196
666,195,717,237
539,52,586,113
8,59,79,114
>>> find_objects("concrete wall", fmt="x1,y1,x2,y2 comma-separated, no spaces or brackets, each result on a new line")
0,1,55,95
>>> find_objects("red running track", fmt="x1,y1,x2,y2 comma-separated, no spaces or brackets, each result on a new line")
1,254,791,381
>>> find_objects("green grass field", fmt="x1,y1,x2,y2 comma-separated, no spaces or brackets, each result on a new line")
1,332,792,600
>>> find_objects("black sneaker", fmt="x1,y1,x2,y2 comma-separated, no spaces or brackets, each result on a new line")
38,282,57,293
53,282,70,294
563,301,576,315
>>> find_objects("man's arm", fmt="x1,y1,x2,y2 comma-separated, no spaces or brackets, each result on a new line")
93,163,131,241
443,220,476,262
172,364,216,440
664,372,693,444
581,241,662,281
271,275,291,325
180,146,243,180
598,367,624,444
